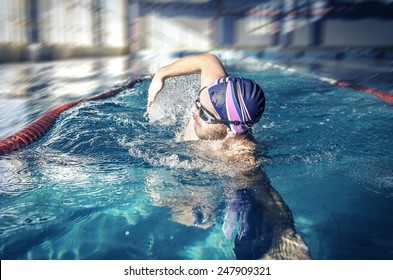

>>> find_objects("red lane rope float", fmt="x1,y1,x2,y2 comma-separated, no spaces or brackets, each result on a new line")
335,80,393,104
0,77,148,156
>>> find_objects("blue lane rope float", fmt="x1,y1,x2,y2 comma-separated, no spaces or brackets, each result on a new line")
0,77,149,156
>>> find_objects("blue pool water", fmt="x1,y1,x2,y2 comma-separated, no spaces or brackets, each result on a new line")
0,55,392,260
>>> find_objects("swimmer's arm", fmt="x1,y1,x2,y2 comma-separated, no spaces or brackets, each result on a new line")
218,142,294,232
255,176,295,235
148,53,227,106
250,172,311,259
220,142,296,234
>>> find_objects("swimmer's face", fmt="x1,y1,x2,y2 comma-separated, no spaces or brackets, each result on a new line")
192,89,227,140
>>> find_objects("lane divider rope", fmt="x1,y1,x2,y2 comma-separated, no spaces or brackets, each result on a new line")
268,62,393,104
319,76,393,104
0,77,149,156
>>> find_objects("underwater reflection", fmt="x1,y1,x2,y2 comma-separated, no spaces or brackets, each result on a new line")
144,153,311,260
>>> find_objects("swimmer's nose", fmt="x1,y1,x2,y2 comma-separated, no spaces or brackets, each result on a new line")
191,107,201,123
191,107,198,115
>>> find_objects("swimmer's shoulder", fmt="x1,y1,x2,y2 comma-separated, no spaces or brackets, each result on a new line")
221,135,261,173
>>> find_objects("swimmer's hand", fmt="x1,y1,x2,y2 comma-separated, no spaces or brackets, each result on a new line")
147,74,165,106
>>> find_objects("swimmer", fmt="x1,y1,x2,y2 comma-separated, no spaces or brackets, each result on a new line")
148,53,311,259
148,53,263,173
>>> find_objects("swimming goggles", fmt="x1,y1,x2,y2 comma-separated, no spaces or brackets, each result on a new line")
195,88,253,127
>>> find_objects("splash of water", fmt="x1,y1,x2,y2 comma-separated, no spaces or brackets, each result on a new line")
145,74,200,129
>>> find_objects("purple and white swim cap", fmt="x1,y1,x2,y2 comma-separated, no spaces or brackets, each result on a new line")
208,77,265,134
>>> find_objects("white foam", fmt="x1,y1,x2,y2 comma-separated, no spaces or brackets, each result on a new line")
319,76,337,85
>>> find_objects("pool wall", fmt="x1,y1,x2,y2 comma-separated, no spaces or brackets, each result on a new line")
1,0,393,63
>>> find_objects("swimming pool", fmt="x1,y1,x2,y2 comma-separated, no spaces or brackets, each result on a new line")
1,54,392,260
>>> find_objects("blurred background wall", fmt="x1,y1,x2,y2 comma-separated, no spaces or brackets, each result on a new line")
1,0,392,62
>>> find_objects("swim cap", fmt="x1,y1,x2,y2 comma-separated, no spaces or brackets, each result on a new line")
208,77,265,134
